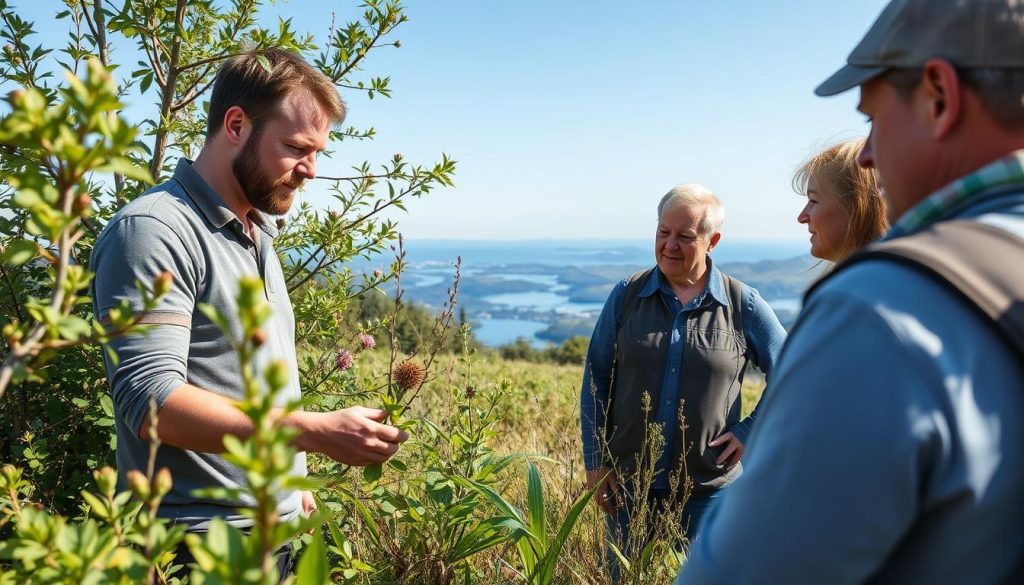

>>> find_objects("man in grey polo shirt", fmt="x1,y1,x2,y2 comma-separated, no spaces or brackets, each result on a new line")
91,48,408,540
676,1,1024,583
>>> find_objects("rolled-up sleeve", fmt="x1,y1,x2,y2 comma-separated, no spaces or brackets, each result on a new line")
727,287,787,443
91,214,198,437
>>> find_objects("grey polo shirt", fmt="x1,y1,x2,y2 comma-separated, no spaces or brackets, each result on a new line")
91,159,304,530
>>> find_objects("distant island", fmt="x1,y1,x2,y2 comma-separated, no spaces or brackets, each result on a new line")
399,254,819,345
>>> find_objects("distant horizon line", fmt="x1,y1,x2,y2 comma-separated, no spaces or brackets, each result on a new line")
397,237,808,243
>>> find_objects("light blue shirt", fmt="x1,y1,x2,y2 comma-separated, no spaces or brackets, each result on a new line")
676,190,1024,584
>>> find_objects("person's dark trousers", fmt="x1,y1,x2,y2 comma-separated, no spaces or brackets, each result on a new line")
170,538,295,581
603,484,721,582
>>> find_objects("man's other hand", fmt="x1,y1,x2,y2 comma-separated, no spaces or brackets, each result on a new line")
585,467,618,515
709,431,744,468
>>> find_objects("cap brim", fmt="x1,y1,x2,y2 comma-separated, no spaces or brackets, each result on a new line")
814,64,888,97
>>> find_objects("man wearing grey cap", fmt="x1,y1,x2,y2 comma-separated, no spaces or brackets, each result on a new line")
676,0,1024,583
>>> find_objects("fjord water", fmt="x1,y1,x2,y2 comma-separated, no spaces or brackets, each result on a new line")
398,239,809,267
352,239,813,348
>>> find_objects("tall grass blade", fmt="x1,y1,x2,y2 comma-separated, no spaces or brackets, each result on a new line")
449,517,514,561
531,478,601,584
526,462,547,550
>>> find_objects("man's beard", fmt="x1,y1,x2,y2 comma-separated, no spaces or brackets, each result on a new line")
231,125,301,216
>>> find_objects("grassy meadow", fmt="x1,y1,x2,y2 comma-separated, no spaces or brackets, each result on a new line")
307,347,767,583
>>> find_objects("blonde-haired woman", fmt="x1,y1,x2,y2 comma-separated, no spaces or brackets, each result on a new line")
795,138,888,263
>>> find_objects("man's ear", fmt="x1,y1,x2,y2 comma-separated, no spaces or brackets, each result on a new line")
221,106,249,146
708,231,722,251
920,58,962,140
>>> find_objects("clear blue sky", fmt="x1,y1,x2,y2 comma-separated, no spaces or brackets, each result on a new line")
16,0,891,241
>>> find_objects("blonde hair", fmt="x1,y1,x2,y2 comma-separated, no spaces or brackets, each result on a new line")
793,139,888,262
657,183,725,237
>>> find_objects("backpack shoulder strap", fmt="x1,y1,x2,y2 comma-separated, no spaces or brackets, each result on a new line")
807,219,1024,358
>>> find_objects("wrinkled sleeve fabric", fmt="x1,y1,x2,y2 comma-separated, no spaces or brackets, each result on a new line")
579,279,626,470
92,214,200,438
676,289,941,585
727,286,787,443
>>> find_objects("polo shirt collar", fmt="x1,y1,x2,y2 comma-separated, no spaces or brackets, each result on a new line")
639,257,729,308
172,158,279,238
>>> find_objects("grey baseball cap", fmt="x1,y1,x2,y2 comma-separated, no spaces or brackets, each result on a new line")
816,0,1024,97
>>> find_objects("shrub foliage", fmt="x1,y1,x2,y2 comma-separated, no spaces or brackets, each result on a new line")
0,2,703,583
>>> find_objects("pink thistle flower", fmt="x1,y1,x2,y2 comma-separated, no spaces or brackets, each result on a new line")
335,349,354,372
357,333,376,350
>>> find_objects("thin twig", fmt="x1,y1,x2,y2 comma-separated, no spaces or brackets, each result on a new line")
315,172,392,182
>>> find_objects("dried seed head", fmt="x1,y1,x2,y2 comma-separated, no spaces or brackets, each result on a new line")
335,348,355,372
357,333,376,350
250,328,267,347
393,359,425,391
275,218,286,230
464,385,476,399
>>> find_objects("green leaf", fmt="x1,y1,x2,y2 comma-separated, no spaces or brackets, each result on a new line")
257,54,272,73
2,239,37,266
335,486,382,546
295,525,327,585
361,462,383,485
526,462,547,549
532,475,602,584
57,315,91,341
99,394,114,417
93,157,153,183
80,491,108,519
449,517,513,561
452,476,521,521
198,303,232,334
104,344,120,367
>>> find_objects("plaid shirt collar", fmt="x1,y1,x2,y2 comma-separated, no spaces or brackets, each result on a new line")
887,150,1024,239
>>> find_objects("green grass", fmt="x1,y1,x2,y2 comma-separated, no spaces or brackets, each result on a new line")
315,348,767,584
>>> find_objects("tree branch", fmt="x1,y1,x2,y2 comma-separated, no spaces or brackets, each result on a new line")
148,0,188,180
315,172,392,182
0,262,26,324
176,51,237,74
171,67,216,113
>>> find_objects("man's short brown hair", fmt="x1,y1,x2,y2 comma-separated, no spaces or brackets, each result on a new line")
206,47,346,137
